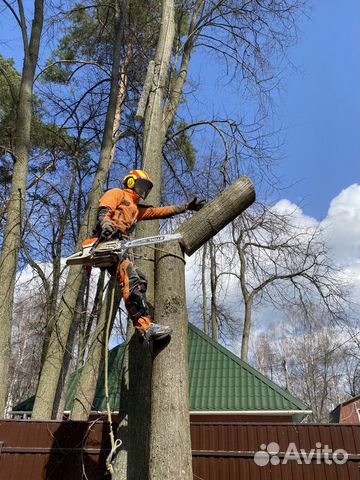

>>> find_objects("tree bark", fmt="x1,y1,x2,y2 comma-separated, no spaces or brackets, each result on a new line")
113,323,153,480
209,240,218,341
201,245,208,335
0,0,44,415
241,297,254,362
32,1,127,419
149,242,193,480
52,274,88,419
178,177,255,256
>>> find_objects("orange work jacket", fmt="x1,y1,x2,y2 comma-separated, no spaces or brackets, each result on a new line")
99,188,183,235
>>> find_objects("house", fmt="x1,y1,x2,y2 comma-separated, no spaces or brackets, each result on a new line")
12,323,311,422
330,394,360,424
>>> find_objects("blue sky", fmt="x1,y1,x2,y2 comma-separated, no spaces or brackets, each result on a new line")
186,0,359,220
277,0,359,219
1,0,359,221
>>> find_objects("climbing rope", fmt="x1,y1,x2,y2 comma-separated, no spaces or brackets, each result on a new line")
104,276,122,475
146,244,186,263
132,244,186,264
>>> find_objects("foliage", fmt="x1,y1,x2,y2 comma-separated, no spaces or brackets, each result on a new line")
0,56,20,165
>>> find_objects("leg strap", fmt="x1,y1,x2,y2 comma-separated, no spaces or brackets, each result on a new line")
117,258,150,321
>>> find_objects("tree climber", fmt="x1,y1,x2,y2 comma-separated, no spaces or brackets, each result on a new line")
96,169,204,341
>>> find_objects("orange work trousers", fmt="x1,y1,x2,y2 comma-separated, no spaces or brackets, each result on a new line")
116,257,152,330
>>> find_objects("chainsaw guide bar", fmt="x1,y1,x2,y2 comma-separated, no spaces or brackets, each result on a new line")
65,233,183,268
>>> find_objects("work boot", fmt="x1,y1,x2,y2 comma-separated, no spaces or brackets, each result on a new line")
144,323,173,341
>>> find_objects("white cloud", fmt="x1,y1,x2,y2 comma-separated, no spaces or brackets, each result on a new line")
271,199,318,230
272,185,360,297
15,262,57,300
185,183,360,332
321,184,360,264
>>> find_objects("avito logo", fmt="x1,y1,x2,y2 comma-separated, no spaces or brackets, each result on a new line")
254,442,348,466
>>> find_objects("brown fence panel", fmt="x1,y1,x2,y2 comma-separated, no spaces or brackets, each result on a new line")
0,420,110,480
191,422,360,480
1,420,359,480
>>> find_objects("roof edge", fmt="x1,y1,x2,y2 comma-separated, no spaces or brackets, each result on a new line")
9,409,313,416
330,394,360,412
189,410,312,415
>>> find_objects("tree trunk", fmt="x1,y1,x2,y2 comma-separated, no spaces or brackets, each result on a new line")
70,50,130,421
40,166,78,366
178,177,255,256
148,177,256,477
135,0,176,284
70,273,122,420
32,1,127,419
0,0,44,415
77,270,105,370
201,245,208,335
113,323,153,480
53,349,73,420
52,274,87,419
241,297,253,362
114,1,175,478
209,240,218,341
149,241,193,480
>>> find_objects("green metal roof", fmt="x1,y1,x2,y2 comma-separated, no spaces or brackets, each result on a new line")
188,324,308,411
65,344,123,412
13,323,308,413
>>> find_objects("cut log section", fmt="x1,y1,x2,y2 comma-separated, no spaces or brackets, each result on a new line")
178,176,255,256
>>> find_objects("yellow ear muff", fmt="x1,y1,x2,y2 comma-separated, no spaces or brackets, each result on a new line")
127,177,135,188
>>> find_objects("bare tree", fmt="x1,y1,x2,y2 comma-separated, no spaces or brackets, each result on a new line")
32,0,128,419
0,0,44,415
222,203,348,361
342,324,360,398
251,308,351,422
5,282,46,414
21,158,78,365
113,0,180,476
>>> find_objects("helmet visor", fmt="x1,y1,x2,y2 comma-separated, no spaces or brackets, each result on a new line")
134,178,153,199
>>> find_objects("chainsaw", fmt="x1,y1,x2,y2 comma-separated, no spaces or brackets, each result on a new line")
65,233,183,268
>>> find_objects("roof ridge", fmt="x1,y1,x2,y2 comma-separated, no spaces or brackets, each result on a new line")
189,323,309,411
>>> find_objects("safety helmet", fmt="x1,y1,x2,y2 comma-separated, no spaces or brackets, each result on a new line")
123,169,153,199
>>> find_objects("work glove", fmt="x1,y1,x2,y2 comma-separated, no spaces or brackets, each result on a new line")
100,219,116,239
186,197,206,211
